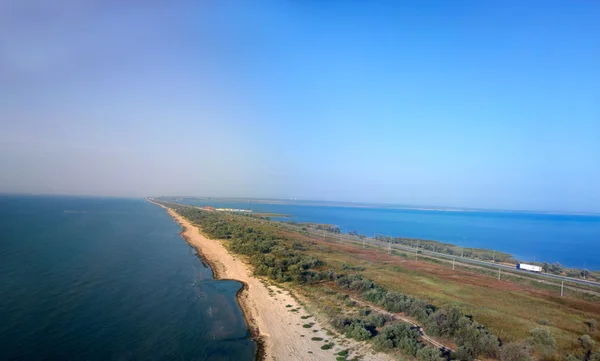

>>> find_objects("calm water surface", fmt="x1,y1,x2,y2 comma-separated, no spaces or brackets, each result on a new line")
175,198,600,268
0,196,256,361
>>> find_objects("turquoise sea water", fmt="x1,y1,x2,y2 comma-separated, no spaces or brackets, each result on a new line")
0,196,256,361
173,198,600,269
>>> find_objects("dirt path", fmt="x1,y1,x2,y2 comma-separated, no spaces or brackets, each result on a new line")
153,202,392,361
348,296,456,352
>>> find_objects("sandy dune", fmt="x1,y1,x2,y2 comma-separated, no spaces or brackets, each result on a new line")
154,203,389,361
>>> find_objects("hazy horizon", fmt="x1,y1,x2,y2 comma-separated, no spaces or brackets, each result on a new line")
3,193,600,216
2,1,599,213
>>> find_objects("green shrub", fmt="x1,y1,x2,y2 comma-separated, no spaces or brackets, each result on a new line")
426,305,499,358
372,336,394,351
321,342,334,350
500,343,533,361
425,305,462,337
365,313,388,328
344,323,372,341
363,287,387,304
585,319,597,333
381,291,413,313
372,323,423,356
453,345,475,361
417,346,444,361
335,274,374,292
406,298,435,323
331,317,352,331
529,327,556,358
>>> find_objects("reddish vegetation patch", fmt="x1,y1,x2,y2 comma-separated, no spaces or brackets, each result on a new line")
403,260,527,292
545,294,600,314
296,232,600,314
276,230,317,244
324,241,401,263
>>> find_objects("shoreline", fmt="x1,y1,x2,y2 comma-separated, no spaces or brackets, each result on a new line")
150,200,377,361
153,197,599,269
185,231,266,361
151,200,265,360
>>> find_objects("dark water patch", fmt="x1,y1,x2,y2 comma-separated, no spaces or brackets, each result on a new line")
0,196,255,361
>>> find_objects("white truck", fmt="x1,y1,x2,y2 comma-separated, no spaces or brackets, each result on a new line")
517,263,542,273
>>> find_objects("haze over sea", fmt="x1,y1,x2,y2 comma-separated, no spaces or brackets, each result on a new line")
0,195,255,361
174,198,600,269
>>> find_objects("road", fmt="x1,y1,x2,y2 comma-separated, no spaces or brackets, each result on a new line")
383,240,600,288
279,223,600,289
164,203,600,289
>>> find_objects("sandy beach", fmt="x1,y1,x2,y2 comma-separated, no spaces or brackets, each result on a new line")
153,202,389,361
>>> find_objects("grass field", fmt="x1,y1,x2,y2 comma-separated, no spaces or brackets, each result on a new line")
291,228,600,356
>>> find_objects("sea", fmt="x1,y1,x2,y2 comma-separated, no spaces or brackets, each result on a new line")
173,198,600,269
0,196,256,361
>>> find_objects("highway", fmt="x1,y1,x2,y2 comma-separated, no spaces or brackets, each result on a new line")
278,223,600,289
386,241,600,288
163,201,600,290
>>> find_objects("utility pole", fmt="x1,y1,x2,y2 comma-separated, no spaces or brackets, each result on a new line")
388,240,391,254
415,240,419,261
492,250,495,263
498,266,501,281
452,257,455,271
561,281,564,297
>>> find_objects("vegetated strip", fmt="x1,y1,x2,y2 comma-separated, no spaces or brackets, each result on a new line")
164,202,500,361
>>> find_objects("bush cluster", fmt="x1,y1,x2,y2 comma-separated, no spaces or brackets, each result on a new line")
173,205,500,360
372,323,423,356
176,207,322,284
330,310,391,342
333,273,499,360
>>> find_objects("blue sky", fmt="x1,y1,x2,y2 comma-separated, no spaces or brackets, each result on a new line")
1,1,599,212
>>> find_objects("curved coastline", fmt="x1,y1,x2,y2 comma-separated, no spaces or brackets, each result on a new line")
180,222,266,361
152,200,265,361
149,200,390,361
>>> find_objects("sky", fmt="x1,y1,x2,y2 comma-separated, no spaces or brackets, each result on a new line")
1,1,599,212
